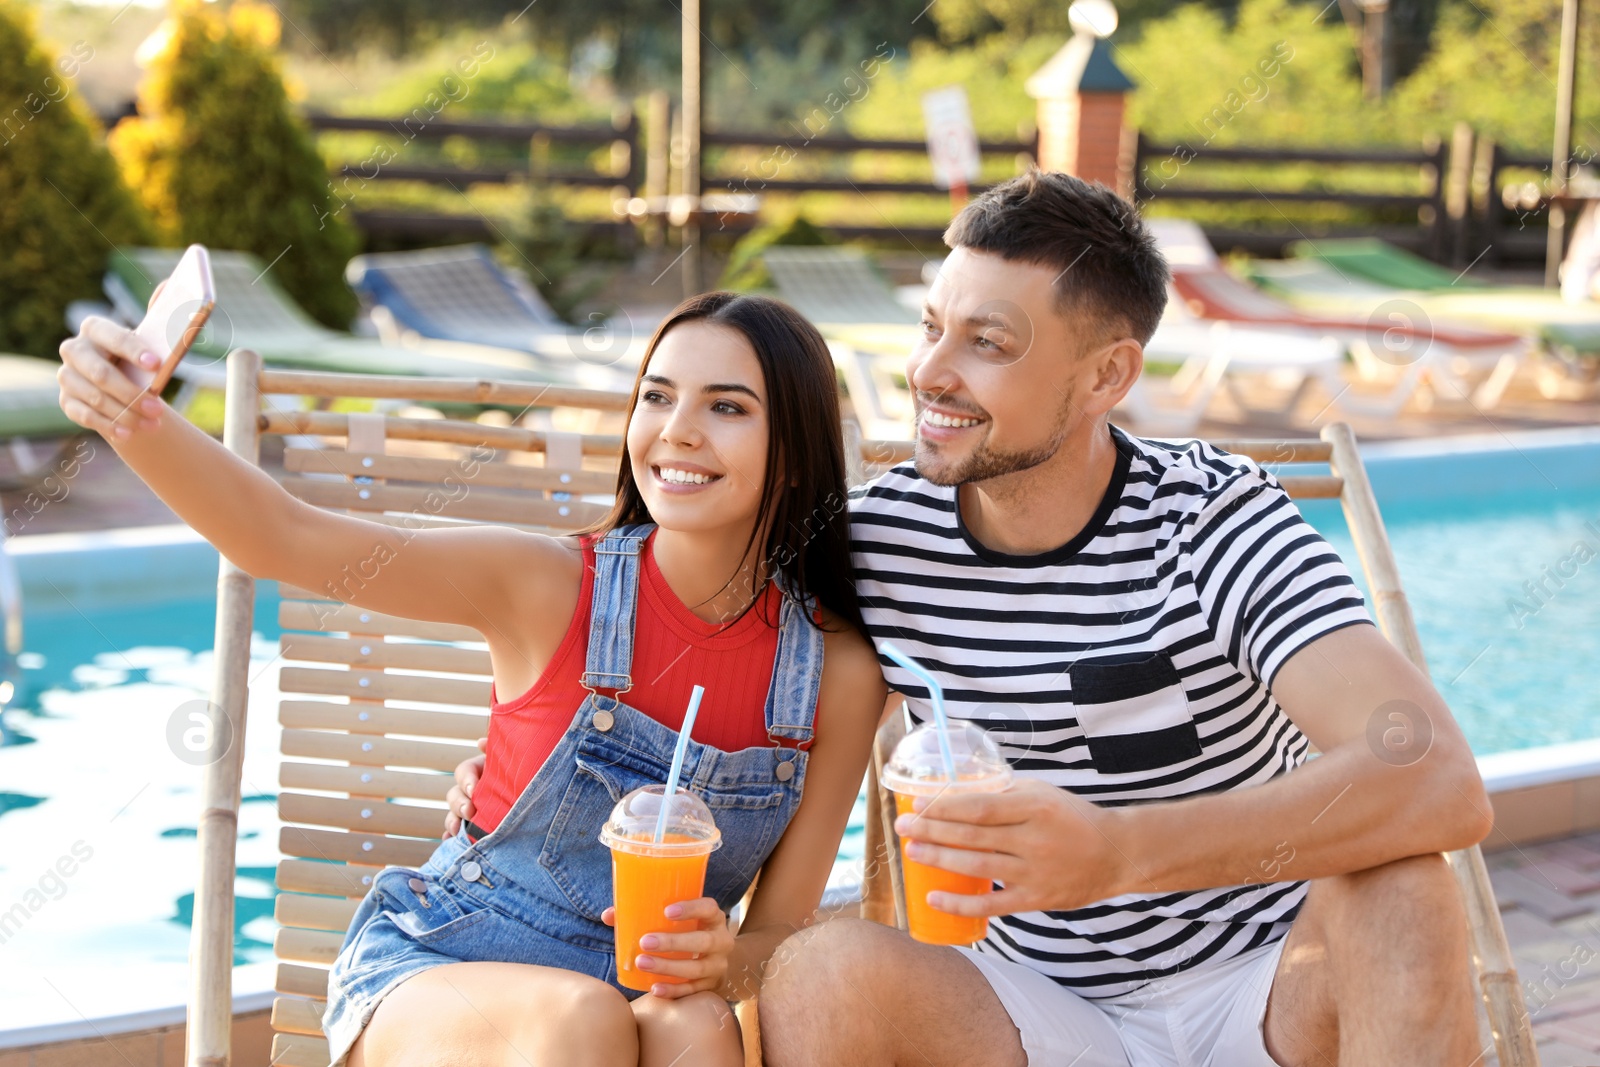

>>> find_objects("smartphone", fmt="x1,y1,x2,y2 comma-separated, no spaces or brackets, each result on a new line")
131,244,216,393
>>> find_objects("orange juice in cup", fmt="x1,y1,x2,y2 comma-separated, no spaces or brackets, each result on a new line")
600,785,721,991
882,720,1012,945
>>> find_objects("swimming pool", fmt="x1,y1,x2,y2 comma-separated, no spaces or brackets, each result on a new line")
1292,426,1600,754
0,527,287,1032
1,426,1597,1033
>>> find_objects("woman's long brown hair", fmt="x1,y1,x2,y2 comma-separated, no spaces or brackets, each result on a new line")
586,291,862,634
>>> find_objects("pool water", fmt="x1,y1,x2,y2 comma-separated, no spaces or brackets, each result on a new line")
0,428,1596,1030
0,583,288,1029
1293,431,1600,753
0,558,862,1029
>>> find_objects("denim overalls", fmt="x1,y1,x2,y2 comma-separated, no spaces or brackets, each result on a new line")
322,524,823,1065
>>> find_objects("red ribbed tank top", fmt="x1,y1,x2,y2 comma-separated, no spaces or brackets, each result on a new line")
469,528,815,835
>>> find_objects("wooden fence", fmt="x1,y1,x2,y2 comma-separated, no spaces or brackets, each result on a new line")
305,111,641,243
698,128,1036,243
1133,127,1562,267
97,101,1573,263
303,109,1036,246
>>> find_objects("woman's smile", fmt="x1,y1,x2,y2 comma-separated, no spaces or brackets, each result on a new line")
651,462,725,492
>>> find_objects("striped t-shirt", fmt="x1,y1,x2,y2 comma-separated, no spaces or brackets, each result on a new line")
849,425,1373,999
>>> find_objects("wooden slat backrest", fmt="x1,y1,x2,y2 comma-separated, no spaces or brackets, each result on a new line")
264,375,633,1066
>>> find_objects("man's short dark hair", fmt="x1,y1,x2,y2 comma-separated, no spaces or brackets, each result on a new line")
943,170,1170,347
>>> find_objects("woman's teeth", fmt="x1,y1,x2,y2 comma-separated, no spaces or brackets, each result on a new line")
657,466,719,485
923,411,982,428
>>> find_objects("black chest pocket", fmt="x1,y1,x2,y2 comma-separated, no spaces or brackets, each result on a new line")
1069,651,1202,775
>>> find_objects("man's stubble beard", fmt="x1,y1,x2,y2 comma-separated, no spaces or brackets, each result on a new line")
913,386,1077,488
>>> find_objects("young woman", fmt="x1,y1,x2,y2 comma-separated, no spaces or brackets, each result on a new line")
56,290,887,1067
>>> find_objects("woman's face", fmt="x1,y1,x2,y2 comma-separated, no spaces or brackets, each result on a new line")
627,320,772,538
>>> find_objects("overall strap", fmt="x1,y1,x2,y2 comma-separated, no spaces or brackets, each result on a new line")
763,582,825,745
580,523,654,696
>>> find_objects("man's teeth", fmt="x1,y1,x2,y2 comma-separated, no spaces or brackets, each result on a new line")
923,411,982,428
658,467,718,485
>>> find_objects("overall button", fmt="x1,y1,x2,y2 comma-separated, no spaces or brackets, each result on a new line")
775,760,795,782
592,709,615,732
460,860,482,883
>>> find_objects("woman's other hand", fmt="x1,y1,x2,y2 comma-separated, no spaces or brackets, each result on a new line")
602,899,737,999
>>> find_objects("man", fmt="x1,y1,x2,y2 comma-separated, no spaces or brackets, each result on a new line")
453,171,1493,1066
756,171,1490,1067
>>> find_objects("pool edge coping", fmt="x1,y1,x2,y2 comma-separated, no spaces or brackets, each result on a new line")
0,964,276,1050
7,522,205,555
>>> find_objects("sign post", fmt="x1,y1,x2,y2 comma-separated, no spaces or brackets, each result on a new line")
922,86,981,214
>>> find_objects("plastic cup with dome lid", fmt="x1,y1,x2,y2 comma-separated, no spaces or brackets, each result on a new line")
883,719,1012,944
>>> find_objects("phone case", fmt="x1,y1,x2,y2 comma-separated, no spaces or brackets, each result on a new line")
132,244,216,392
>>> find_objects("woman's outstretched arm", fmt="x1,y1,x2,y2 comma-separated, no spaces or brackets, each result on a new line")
57,315,561,631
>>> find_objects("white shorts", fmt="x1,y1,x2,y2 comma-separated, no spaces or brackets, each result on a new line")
955,936,1290,1067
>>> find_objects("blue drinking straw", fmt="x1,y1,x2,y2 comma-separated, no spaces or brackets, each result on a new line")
878,642,957,782
654,685,705,843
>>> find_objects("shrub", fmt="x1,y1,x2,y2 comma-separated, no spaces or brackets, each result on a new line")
507,183,632,324
0,1,150,359
720,213,838,291
109,0,358,329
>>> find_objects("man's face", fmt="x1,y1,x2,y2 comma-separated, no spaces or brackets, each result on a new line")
907,247,1124,487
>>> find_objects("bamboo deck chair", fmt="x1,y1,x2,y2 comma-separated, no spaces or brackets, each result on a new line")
186,351,907,1067
814,427,1536,1067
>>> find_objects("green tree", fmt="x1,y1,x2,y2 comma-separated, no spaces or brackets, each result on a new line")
845,34,1060,143
0,0,150,359
276,0,938,89
1387,0,1600,157
1118,0,1369,148
110,0,358,329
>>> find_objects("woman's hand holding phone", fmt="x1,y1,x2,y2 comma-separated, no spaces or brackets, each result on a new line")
56,310,168,441
57,241,214,441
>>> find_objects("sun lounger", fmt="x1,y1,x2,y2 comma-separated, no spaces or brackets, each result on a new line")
824,310,1345,438
0,354,77,440
1142,320,1347,430
343,245,643,381
0,354,90,493
1147,220,1530,412
1248,239,1600,399
1272,239,1600,348
178,358,1536,1066
103,248,630,397
762,247,921,327
1286,237,1483,291
826,341,913,441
